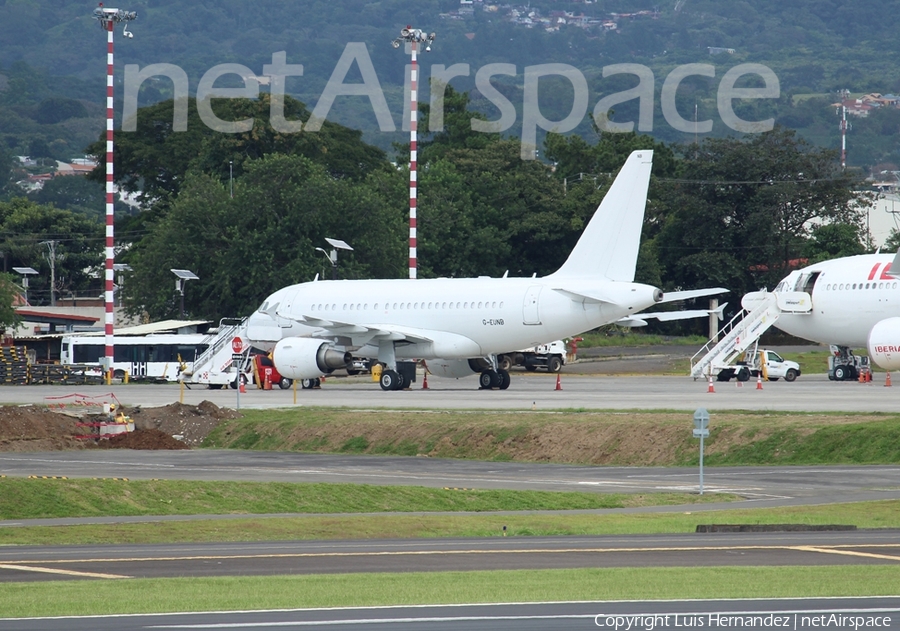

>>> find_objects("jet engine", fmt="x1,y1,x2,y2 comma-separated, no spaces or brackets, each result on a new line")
867,317,900,370
273,338,352,379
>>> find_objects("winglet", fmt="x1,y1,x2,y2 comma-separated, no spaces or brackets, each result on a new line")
548,150,653,282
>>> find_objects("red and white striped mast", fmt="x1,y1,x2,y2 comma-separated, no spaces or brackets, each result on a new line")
92,4,135,382
392,26,435,279
837,89,850,169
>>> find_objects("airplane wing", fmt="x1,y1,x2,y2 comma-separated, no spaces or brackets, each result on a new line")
275,309,437,347
659,288,728,303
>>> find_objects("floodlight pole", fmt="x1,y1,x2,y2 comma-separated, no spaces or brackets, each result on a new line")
93,4,136,381
392,27,435,279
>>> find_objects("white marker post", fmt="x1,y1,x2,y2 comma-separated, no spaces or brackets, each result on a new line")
232,336,244,411
693,408,710,495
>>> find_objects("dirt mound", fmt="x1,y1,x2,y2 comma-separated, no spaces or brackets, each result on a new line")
99,428,190,450
0,405,86,452
127,400,240,446
0,400,237,452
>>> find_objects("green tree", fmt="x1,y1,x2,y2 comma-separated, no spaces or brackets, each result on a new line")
0,198,103,305
86,95,391,202
122,154,405,321
803,222,867,264
28,176,106,218
0,146,11,195
0,273,22,331
654,128,868,297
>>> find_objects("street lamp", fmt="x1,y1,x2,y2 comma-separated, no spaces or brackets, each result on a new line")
171,269,199,318
315,238,353,281
92,3,137,378
12,267,38,305
392,26,435,280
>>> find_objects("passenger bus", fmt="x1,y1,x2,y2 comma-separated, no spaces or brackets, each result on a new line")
60,334,209,382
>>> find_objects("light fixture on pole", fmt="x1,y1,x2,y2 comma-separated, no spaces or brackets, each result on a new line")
92,2,137,380
392,26,435,280
171,269,199,319
12,267,38,305
315,238,353,281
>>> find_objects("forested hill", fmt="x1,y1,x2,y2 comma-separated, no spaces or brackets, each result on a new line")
2,0,900,167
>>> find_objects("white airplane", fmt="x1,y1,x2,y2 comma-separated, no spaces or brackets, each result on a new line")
742,249,900,379
246,150,725,391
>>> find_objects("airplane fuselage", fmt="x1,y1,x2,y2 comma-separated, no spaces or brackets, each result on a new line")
250,276,661,359
772,253,900,347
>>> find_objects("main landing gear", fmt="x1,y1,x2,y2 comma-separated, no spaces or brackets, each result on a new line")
479,369,511,390
379,369,407,391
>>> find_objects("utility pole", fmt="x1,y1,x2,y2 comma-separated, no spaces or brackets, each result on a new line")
40,240,58,306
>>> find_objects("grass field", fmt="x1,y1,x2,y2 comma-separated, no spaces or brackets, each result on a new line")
201,408,900,466
0,478,729,521
2,499,897,546
1,566,898,618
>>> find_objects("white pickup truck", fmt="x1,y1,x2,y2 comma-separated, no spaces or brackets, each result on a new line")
715,349,801,382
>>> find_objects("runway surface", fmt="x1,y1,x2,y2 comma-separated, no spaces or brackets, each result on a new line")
4,598,899,631
1,532,899,582
2,373,899,412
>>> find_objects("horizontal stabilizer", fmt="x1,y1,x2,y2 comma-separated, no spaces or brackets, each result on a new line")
617,303,728,326
659,287,728,303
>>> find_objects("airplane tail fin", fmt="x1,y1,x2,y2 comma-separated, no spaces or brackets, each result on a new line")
548,150,653,282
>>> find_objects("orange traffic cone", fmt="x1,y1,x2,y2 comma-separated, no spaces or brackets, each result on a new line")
555,374,562,390
239,380,246,393
756,374,763,390
264,375,272,390
707,376,715,393
868,370,873,383
886,372,892,387
422,372,429,389
859,369,865,383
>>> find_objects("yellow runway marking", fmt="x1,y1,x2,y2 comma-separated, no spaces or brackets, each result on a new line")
794,546,900,562
0,563,131,579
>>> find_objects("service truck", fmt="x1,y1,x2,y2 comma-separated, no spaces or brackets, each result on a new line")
497,340,567,373
713,348,801,382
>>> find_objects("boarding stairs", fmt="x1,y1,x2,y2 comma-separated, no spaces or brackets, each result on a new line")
180,317,249,385
690,292,783,380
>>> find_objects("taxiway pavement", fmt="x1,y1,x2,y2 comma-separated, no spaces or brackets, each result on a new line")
5,598,900,631
1,532,899,582
0,372,898,412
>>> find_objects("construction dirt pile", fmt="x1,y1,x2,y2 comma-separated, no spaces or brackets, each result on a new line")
0,405,86,452
98,428,190,450
0,401,237,452
126,401,241,446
